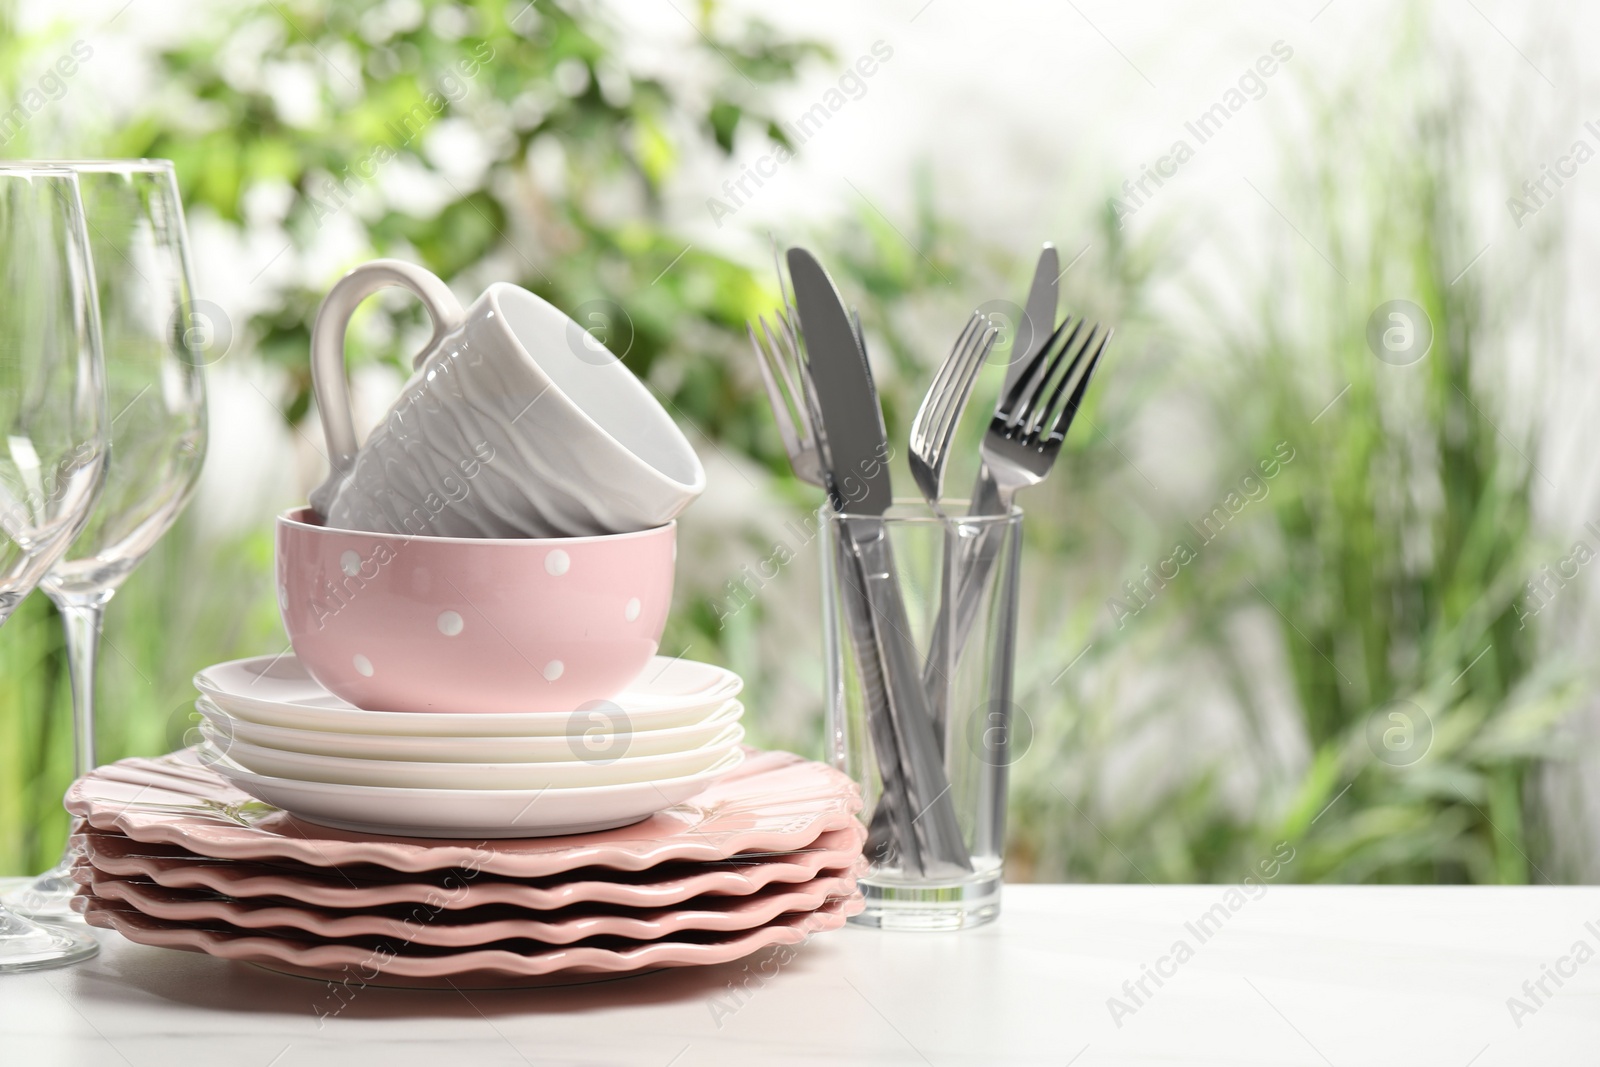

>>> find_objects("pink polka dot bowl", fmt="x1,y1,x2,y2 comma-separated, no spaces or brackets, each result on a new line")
275,507,674,714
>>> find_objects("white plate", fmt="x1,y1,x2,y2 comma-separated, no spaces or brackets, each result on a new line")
194,697,744,763
205,747,746,838
200,722,745,790
195,653,743,735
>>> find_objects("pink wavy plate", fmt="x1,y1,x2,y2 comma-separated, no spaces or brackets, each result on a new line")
76,861,864,946
74,822,866,910
66,747,860,874
78,891,864,983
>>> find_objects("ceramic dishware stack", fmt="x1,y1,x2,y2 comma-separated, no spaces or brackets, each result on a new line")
65,748,864,986
161,259,769,843
189,651,748,838
62,255,872,982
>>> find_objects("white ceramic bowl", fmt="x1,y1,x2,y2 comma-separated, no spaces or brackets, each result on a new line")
194,697,743,763
200,721,744,790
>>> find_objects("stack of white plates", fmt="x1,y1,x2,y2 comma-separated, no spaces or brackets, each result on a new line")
191,653,747,838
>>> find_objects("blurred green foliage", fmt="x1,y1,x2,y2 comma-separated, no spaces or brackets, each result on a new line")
0,1,1588,886
0,0,834,874
120,0,828,450
1002,33,1585,885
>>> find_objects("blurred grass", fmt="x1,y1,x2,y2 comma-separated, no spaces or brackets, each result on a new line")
1002,22,1586,885
1189,77,1581,883
0,517,283,874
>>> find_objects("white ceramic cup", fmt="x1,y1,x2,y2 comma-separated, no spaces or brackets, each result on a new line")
308,259,705,538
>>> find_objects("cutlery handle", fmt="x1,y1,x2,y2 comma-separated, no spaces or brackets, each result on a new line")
967,465,1005,523
973,514,1022,860
831,532,925,874
922,466,1011,738
845,517,972,876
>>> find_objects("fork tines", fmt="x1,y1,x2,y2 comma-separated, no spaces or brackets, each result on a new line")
747,306,826,488
994,315,1110,450
749,314,804,446
909,312,1000,498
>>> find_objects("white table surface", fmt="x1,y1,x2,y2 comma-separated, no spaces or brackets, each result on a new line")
4,881,1599,1065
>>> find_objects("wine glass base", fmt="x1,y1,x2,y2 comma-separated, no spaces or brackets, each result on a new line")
0,905,98,973
3,858,84,923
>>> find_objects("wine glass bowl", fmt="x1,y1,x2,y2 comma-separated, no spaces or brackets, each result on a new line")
0,169,108,622
41,161,207,599
0,164,108,972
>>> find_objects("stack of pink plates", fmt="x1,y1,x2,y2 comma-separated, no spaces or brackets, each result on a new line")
66,749,865,987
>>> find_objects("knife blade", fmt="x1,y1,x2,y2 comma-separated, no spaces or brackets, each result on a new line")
788,250,893,517
1008,243,1059,396
788,247,972,877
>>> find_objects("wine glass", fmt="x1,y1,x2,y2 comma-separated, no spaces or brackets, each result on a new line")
3,161,208,922
0,165,109,971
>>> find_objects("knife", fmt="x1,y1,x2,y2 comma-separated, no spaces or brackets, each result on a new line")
788,249,892,517
788,247,972,877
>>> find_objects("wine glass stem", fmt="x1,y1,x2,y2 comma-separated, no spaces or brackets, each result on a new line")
57,598,107,777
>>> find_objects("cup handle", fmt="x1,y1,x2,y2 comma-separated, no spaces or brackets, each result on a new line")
308,259,465,518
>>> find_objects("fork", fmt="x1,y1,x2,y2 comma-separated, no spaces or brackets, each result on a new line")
907,312,998,737
747,308,825,489
921,313,1111,714
963,314,1108,859
908,312,1000,515
982,314,1109,505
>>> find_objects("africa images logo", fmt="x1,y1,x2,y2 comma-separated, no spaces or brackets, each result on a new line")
705,41,895,227
1111,40,1294,228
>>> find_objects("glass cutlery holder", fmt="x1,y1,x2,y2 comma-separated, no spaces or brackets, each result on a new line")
822,502,1023,930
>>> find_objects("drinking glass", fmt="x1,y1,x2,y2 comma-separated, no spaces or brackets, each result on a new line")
823,502,1022,930
5,161,207,921
0,165,108,971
